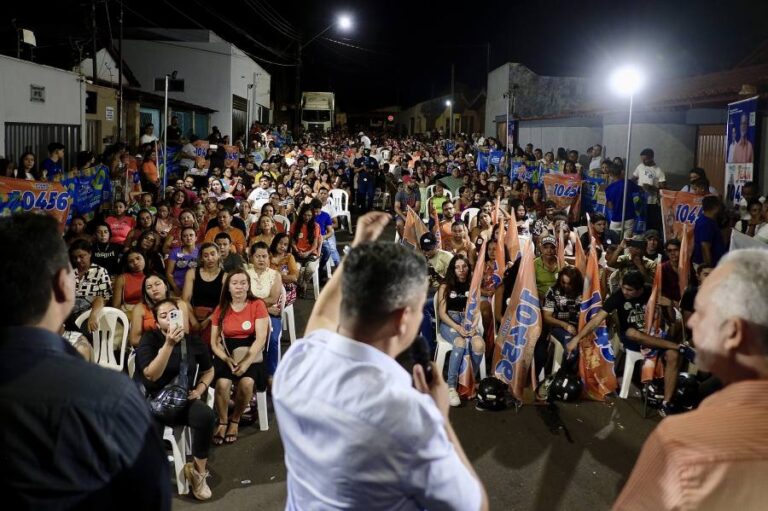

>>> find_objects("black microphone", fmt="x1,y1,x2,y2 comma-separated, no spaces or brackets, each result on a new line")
410,335,433,385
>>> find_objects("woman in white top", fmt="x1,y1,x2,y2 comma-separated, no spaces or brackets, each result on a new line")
245,241,284,378
679,167,718,194
736,199,766,239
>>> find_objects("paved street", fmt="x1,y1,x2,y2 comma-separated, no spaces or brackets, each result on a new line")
173,222,659,511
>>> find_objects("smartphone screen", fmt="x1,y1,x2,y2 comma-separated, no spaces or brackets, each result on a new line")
169,309,183,331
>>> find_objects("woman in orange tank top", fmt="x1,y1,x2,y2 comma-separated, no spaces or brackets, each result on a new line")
112,250,147,312
128,273,198,347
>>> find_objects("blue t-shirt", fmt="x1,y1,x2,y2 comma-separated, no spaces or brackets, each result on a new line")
315,211,334,237
605,179,641,223
692,214,725,266
42,158,63,181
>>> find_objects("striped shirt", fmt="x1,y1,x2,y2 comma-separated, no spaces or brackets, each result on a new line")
613,379,768,511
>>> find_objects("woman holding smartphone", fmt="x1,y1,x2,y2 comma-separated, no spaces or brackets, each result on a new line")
135,299,215,501
210,270,270,444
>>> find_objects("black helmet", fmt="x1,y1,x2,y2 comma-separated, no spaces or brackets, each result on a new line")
476,377,508,411
642,378,665,409
548,369,583,402
674,372,700,410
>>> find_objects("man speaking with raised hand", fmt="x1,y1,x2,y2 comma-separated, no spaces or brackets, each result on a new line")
273,212,488,511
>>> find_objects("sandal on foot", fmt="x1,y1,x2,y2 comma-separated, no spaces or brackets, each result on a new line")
224,419,239,444
212,421,227,446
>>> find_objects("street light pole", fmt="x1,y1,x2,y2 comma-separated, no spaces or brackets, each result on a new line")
609,65,644,239
162,74,169,199
619,92,634,237
292,15,352,134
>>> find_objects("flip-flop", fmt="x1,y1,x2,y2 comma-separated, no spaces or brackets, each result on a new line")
212,422,227,446
224,419,239,444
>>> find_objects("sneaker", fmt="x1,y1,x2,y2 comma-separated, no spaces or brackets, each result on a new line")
658,401,679,418
184,462,212,500
448,388,461,407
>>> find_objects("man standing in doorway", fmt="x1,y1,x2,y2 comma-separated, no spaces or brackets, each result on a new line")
632,148,666,234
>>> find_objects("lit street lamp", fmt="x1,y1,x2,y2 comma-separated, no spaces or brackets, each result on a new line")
294,14,353,132
445,99,453,140
609,66,644,238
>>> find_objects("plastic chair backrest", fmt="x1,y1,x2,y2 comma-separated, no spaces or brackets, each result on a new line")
329,189,349,213
425,184,436,200
74,307,130,371
461,208,480,226
274,214,290,233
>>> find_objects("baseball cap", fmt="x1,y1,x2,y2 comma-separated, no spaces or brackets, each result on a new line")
629,235,646,248
358,131,364,136
541,235,557,247
644,229,660,240
420,232,438,251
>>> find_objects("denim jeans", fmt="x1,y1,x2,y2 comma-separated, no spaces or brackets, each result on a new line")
320,235,341,278
441,311,483,388
266,315,282,376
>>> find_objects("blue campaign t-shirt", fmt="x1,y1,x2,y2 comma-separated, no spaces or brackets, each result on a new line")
42,158,63,181
315,211,334,236
605,179,641,223
692,214,726,266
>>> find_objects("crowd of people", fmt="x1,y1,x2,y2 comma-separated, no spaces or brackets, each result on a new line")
2,122,768,507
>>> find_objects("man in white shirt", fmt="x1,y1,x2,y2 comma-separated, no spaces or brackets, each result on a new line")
588,144,603,175
178,137,197,172
273,213,488,511
139,124,158,146
247,175,275,213
359,131,372,150
632,147,666,232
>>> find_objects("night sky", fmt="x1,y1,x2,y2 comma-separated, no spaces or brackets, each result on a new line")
4,0,768,112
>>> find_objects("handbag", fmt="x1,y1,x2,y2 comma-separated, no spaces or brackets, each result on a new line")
147,336,190,423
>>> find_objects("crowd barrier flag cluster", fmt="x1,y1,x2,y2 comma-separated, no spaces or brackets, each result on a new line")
458,240,487,399
493,239,541,400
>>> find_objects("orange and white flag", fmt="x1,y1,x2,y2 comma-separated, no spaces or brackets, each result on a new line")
577,243,618,400
493,239,541,400
458,240,487,399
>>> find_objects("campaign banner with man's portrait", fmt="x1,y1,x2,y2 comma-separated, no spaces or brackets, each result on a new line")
542,173,583,223
725,96,757,206
660,190,706,241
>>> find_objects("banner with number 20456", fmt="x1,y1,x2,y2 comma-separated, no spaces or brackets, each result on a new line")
0,177,72,229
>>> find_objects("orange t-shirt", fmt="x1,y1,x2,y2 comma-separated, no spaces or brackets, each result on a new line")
142,161,159,184
204,226,247,254
211,299,268,338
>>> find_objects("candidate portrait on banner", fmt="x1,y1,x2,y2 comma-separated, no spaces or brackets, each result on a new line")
727,112,754,164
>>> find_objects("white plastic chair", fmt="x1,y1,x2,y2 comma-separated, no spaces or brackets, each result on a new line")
461,207,480,226
433,294,487,380
329,189,353,233
274,214,290,234
75,307,130,371
424,190,453,223
282,303,297,345
164,426,189,495
619,347,644,398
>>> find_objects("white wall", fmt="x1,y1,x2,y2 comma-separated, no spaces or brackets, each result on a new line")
0,55,85,157
518,125,603,154
485,63,510,136
230,46,271,124
121,39,232,136
603,122,697,189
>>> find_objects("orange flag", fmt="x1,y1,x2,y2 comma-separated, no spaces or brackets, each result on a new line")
492,197,501,225
402,206,428,249
678,224,692,300
504,209,521,263
493,239,541,400
574,230,587,274
458,240,487,399
640,262,666,382
493,214,507,288
577,244,618,400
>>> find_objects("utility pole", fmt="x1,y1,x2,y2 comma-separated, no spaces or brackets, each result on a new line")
91,0,98,82
294,42,302,135
486,42,490,79
450,63,455,138
117,0,124,143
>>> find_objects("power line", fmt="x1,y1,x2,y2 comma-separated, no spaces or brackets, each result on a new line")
161,0,295,66
252,0,299,39
244,0,298,41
